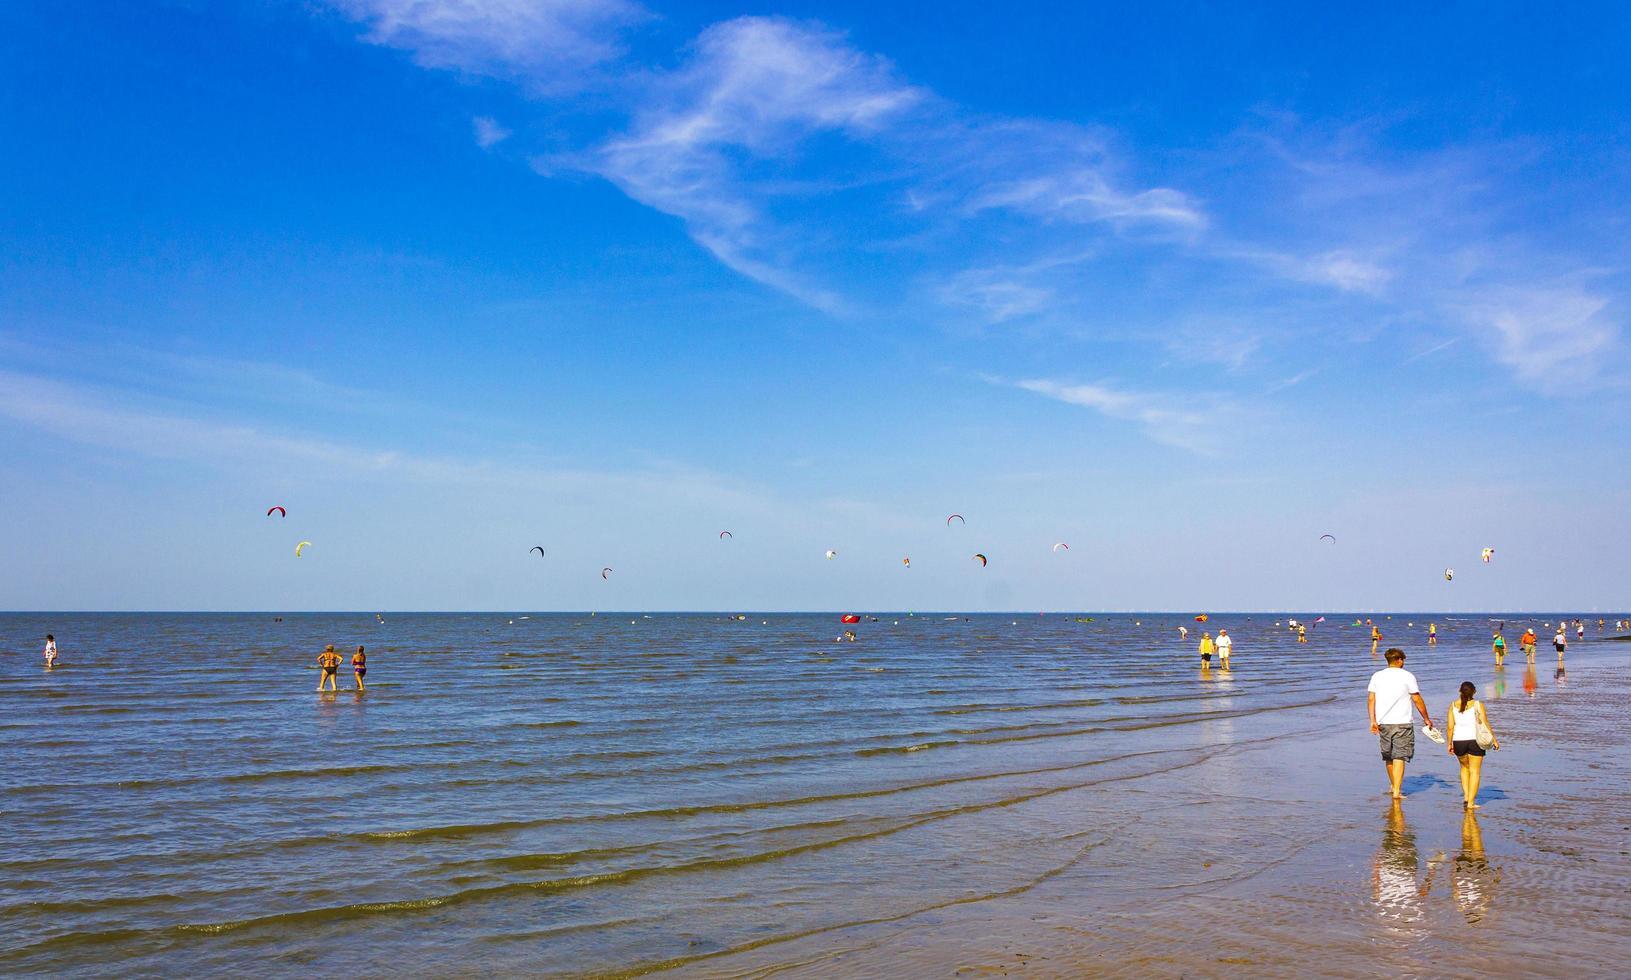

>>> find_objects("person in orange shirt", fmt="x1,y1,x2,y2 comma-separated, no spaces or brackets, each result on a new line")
1519,628,1537,662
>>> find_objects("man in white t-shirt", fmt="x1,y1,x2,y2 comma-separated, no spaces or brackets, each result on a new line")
1368,648,1433,800
1216,629,1233,668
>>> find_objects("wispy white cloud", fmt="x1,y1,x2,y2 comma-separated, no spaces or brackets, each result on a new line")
0,367,772,512
581,17,1200,310
959,122,1204,233
1263,367,1318,394
472,115,511,148
1452,282,1620,383
585,17,921,310
1222,245,1392,294
326,0,646,88
1402,336,1459,364
1006,377,1224,454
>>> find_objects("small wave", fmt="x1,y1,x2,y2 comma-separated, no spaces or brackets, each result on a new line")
856,740,960,756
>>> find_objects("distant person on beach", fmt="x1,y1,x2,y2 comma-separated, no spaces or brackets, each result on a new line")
1427,623,1437,646
1217,629,1233,669
1368,648,1434,800
317,645,341,692
1371,626,1383,656
1576,620,1585,641
1179,625,1189,640
1297,623,1308,643
352,646,367,691
1491,631,1507,667
1520,628,1537,662
1553,627,1567,660
43,634,58,667
1199,631,1214,666
1446,681,1499,809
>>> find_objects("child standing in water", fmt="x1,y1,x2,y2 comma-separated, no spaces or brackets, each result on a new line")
352,646,367,691
43,634,58,668
317,645,342,692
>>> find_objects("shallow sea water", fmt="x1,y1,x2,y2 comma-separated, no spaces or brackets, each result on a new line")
2,612,1627,977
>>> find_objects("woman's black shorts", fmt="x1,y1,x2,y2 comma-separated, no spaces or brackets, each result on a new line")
1453,739,1486,758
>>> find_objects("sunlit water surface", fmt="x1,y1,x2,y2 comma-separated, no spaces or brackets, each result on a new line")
3,613,1627,976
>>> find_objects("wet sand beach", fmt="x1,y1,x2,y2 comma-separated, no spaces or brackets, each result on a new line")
2,613,1628,976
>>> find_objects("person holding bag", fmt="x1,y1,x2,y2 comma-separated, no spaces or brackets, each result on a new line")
1446,681,1500,809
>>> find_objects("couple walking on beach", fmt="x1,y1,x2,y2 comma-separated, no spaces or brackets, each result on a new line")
1367,648,1500,809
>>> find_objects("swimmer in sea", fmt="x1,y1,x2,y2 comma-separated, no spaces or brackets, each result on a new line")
1428,622,1437,646
317,644,341,692
1297,623,1308,643
44,634,58,668
352,646,367,691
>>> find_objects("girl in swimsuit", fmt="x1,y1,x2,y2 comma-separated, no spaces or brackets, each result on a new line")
352,646,367,691
317,645,341,692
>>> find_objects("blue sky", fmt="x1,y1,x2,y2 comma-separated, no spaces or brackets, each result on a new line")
2,0,1627,611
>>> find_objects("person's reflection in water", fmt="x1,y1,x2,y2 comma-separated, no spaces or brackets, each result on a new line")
1453,810,1499,924
1372,800,1427,934
1523,662,1537,699
1555,665,1568,687
1489,669,1506,700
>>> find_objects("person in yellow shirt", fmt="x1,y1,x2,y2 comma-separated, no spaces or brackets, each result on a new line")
1428,623,1438,646
1199,631,1216,666
1297,623,1308,643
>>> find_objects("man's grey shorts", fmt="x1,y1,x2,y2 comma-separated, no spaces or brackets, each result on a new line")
1379,723,1414,762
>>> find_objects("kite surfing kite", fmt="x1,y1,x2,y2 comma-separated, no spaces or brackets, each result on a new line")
1052,542,1069,553
825,550,838,560
972,553,988,567
601,567,613,580
946,514,965,527
295,541,311,557
530,546,546,557
1320,533,1335,544
267,506,286,518
840,614,861,624
1445,568,1454,581
719,530,732,540
1481,548,1494,563
1194,614,1209,622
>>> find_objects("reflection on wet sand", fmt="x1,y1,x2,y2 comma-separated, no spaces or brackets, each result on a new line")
1373,801,1426,934
1453,810,1498,924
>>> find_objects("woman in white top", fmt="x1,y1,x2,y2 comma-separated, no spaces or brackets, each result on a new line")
43,634,58,668
1446,681,1499,809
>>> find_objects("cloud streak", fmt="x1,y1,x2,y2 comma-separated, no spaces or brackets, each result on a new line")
1007,377,1223,454
327,0,647,88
